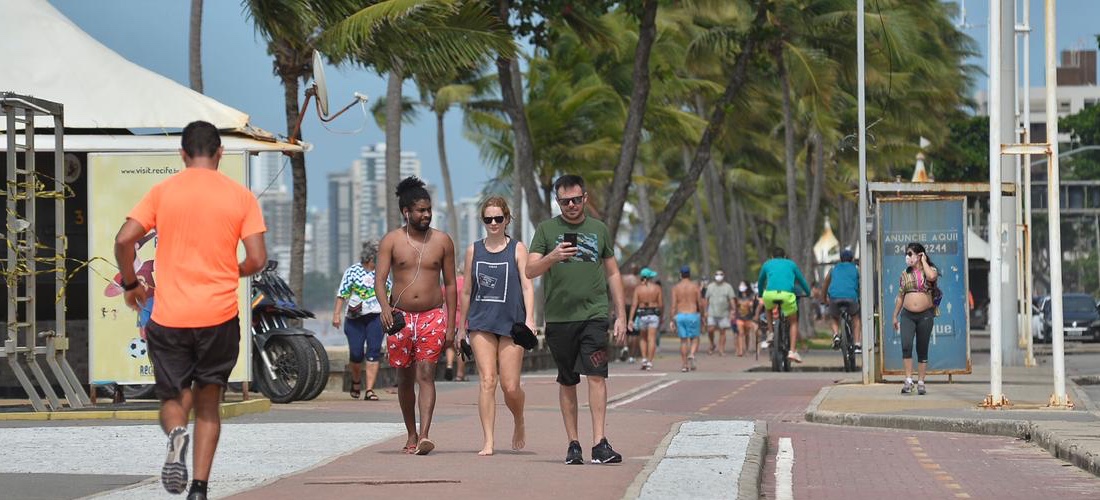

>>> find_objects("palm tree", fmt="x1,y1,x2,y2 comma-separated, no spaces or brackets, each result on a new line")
321,0,515,230
242,0,322,300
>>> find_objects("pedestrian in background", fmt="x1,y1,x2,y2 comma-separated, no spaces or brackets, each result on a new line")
114,121,267,499
458,196,534,456
891,242,939,395
332,240,388,401
733,281,760,357
629,267,663,370
527,174,626,465
704,270,736,356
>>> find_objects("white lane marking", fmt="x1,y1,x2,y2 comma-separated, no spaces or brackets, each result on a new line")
775,437,795,500
638,420,754,499
523,372,669,379
609,380,679,409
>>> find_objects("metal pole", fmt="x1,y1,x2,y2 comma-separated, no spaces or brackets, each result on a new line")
1044,0,1068,406
1022,0,1036,367
988,0,1004,404
857,0,873,384
1000,0,1022,367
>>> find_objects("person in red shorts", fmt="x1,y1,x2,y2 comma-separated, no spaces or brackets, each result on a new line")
377,177,458,456
114,121,267,500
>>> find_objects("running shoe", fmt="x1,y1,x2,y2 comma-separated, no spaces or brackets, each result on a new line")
832,335,841,350
901,379,913,394
444,367,454,381
186,492,207,500
565,440,584,465
688,356,697,371
591,438,622,464
787,351,803,363
619,347,629,362
161,426,190,494
917,382,927,395
853,344,862,354
760,340,770,349
627,357,636,364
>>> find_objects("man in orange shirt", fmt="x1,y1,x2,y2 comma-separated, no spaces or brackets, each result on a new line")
114,121,267,500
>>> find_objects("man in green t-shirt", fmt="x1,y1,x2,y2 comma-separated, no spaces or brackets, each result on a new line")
528,174,627,466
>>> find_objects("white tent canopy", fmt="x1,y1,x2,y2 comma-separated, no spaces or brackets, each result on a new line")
1,0,252,133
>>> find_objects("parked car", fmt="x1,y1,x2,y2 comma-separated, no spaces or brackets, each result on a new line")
1031,294,1100,343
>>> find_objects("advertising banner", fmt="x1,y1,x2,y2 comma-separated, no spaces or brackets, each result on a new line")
877,197,970,374
87,152,250,385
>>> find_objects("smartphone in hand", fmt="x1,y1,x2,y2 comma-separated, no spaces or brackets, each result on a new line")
563,232,578,246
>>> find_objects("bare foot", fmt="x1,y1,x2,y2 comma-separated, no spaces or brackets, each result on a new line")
512,420,526,450
478,444,494,456
403,434,418,454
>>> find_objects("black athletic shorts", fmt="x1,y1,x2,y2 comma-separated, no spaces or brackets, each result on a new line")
146,316,241,401
828,299,861,318
544,319,609,386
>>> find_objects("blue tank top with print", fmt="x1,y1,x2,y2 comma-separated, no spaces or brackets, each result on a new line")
466,238,526,337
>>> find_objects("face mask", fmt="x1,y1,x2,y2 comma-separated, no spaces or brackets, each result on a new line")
738,284,748,292
714,275,724,282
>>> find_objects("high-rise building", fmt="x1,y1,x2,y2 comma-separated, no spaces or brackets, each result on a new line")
327,162,362,278
251,151,287,194
257,188,293,279
359,143,422,242
311,208,330,278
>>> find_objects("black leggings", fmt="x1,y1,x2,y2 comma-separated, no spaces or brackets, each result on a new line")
899,308,935,363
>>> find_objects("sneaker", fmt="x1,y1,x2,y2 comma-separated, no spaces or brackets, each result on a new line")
186,492,207,500
688,356,697,371
161,426,190,494
901,379,913,394
444,367,454,381
565,440,584,465
832,335,840,350
787,351,803,363
591,438,622,464
619,347,629,362
760,340,770,349
917,382,927,395
628,357,636,364
853,344,862,354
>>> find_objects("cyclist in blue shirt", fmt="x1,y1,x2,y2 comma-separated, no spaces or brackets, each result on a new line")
757,247,811,363
823,249,862,353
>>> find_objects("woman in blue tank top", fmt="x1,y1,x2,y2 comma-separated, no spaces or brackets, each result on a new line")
457,196,535,456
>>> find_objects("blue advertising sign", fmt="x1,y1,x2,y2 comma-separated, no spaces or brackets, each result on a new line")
878,197,970,374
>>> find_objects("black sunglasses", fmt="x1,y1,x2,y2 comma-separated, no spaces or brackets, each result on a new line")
557,195,585,206
482,216,505,224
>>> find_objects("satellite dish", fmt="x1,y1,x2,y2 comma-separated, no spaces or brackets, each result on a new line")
312,50,330,117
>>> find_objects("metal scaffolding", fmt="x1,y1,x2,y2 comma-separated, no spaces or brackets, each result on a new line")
2,92,89,411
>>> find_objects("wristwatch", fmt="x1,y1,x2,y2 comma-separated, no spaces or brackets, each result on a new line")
121,279,140,291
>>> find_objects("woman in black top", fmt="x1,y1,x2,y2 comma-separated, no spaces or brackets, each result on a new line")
457,196,535,456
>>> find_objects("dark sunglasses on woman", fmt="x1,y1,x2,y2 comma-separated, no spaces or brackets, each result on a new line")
482,216,505,224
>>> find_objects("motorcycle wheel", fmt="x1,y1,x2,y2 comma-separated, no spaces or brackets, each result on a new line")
300,335,330,401
253,335,315,403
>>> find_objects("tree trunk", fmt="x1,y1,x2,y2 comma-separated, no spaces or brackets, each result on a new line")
622,0,770,271
806,130,826,267
437,111,460,251
280,72,306,301
727,181,748,280
694,189,712,278
496,0,548,227
385,66,404,231
704,156,734,276
603,0,658,240
778,43,802,266
188,0,203,93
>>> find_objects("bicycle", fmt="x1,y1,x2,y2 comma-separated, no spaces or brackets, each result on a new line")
836,303,858,372
764,298,792,373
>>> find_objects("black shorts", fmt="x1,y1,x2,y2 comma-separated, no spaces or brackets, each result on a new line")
828,300,861,318
146,316,241,401
544,319,610,386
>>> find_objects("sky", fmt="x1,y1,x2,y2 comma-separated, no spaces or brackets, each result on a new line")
46,1,1100,211
49,0,493,211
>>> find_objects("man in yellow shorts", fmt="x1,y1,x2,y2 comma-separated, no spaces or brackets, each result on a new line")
756,247,811,363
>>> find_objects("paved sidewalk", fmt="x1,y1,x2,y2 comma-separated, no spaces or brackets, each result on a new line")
803,352,1100,477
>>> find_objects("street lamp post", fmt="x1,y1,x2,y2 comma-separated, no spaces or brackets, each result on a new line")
857,0,873,384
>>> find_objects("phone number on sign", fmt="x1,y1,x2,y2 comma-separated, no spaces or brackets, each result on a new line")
889,242,957,256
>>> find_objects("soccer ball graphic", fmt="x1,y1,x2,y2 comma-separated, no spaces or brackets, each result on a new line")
128,338,148,359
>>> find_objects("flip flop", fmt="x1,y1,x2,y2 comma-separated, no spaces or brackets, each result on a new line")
402,444,417,454
414,438,435,455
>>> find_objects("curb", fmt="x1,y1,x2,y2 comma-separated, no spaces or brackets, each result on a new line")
1030,421,1100,477
622,421,682,500
0,398,270,422
737,420,768,500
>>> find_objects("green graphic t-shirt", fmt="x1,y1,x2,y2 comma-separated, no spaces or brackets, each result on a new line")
530,215,614,323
